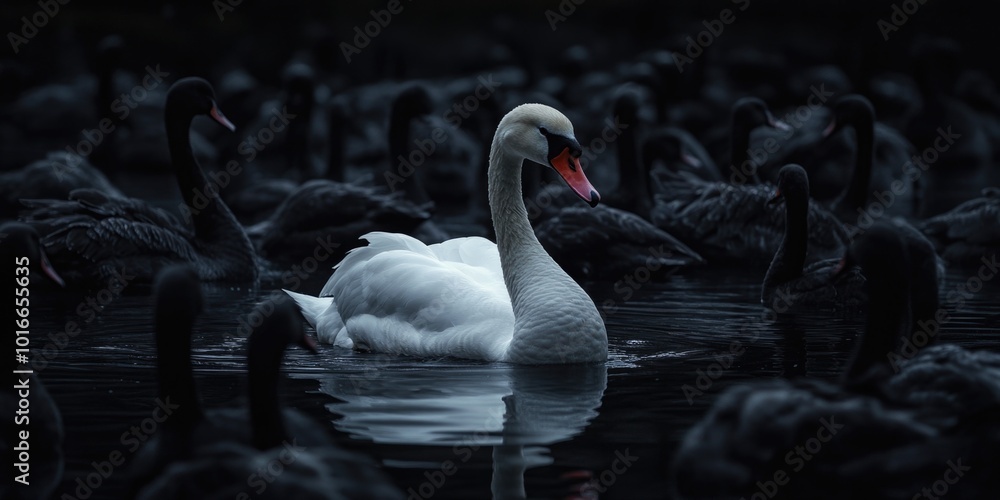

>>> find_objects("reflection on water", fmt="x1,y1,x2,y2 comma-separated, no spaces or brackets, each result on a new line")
34,267,1000,499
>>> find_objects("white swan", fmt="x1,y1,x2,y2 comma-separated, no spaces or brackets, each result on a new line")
286,103,608,364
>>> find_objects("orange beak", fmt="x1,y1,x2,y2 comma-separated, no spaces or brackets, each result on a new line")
551,148,600,207
210,102,236,131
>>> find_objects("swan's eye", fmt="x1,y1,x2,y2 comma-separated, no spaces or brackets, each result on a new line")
539,127,548,136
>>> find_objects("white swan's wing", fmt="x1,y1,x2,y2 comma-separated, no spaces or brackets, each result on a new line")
322,232,513,360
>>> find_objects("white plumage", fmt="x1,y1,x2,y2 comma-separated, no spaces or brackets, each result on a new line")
287,103,608,364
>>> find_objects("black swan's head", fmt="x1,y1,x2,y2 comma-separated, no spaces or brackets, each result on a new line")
823,94,875,138
732,97,789,132
0,222,64,287
769,164,810,206
391,83,434,124
166,77,236,131
612,85,643,126
154,264,203,328
250,295,318,355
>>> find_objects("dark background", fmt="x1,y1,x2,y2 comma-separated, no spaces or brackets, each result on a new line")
2,0,995,95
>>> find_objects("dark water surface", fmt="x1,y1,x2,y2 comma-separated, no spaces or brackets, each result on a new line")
36,267,1000,499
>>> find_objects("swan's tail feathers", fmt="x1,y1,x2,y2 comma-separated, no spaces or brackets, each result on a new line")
283,289,333,328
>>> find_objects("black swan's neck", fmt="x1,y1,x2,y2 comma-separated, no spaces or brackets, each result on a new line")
730,121,757,183
325,105,346,183
167,110,255,272
155,314,203,432
90,58,118,173
284,102,313,180
840,119,875,213
387,112,430,206
168,113,214,234
843,271,909,385
247,334,289,450
765,197,809,289
641,143,661,205
615,119,646,204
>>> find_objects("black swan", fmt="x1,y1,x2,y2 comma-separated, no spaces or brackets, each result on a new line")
919,187,1000,266
131,266,402,499
761,165,865,309
21,77,258,287
2,222,65,500
0,151,122,221
821,94,920,222
672,223,999,499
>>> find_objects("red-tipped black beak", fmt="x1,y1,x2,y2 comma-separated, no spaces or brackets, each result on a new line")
39,250,65,288
300,333,319,354
767,189,784,205
209,101,236,131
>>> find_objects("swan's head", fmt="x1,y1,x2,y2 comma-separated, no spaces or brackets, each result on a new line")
166,77,236,131
612,86,642,123
154,264,204,323
281,62,317,108
732,97,790,132
252,295,319,354
823,94,875,138
0,222,64,287
834,222,908,281
768,164,809,206
643,130,702,170
391,84,434,124
498,103,600,207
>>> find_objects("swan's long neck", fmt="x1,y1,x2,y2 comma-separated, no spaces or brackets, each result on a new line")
167,111,257,278
155,313,203,433
247,332,289,450
488,134,606,363
388,111,430,206
840,119,874,213
325,104,346,183
616,121,645,198
731,122,757,183
843,267,909,385
764,195,808,291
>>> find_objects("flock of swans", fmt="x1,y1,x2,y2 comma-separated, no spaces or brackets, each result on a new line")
4,32,1000,499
